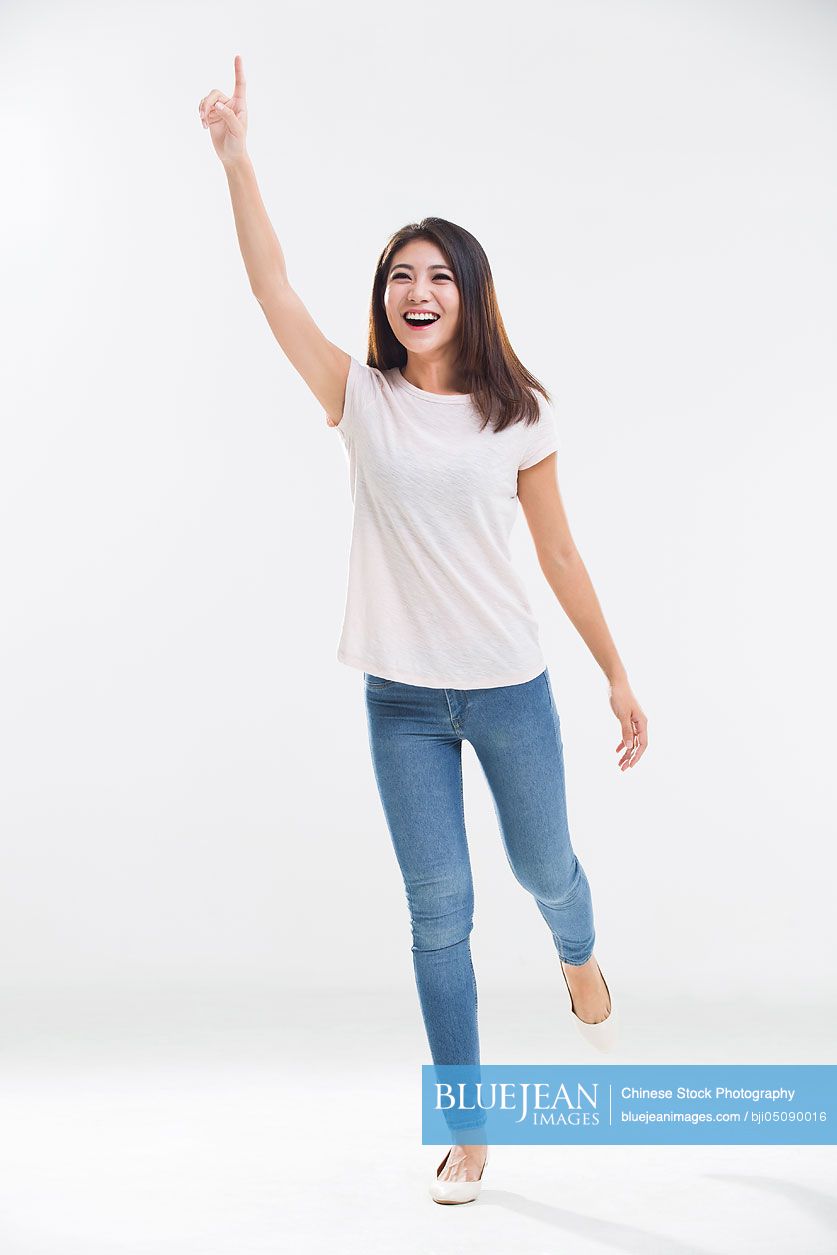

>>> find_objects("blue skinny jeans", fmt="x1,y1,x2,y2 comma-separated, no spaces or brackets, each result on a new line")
363,666,597,1135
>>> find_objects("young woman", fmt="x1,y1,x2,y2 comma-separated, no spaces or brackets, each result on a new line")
199,56,648,1207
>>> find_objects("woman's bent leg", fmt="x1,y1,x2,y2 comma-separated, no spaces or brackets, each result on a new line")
464,668,596,966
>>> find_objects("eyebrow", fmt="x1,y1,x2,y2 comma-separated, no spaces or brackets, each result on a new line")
389,263,452,271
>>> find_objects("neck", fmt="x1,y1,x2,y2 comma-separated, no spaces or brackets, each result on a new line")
401,355,468,396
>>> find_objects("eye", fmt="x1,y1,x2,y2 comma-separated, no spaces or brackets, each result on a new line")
390,272,454,282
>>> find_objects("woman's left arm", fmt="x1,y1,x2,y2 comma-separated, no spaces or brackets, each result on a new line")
518,456,648,770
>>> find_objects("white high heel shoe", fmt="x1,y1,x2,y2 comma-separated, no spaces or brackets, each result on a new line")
429,1145,488,1205
561,957,619,1053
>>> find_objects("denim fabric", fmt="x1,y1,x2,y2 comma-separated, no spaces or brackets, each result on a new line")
363,666,596,1135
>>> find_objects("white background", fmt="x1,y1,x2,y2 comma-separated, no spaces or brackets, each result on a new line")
1,2,836,1251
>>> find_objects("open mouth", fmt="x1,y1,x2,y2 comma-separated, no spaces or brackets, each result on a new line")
402,311,441,328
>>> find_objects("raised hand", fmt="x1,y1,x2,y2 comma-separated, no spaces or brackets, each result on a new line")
198,54,248,167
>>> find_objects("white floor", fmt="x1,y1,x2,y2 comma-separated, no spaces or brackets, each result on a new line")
1,984,835,1254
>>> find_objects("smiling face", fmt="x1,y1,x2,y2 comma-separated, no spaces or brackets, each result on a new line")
383,238,461,357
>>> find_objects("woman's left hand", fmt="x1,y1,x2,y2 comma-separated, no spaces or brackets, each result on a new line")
608,677,648,771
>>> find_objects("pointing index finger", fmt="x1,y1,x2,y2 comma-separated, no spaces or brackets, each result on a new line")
234,53,246,102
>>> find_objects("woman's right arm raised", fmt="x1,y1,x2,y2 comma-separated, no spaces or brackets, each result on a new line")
199,56,350,424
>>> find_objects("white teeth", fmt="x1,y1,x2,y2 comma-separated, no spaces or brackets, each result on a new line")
404,312,439,321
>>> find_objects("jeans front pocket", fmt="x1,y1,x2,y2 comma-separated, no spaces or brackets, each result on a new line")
364,672,395,688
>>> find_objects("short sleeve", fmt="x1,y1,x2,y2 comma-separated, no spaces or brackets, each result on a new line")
326,355,383,441
518,397,559,469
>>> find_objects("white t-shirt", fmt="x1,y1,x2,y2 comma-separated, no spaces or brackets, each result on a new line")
330,357,560,689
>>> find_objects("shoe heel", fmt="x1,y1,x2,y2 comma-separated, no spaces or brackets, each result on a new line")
561,958,619,1054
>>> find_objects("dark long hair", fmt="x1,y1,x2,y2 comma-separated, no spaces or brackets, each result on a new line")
366,217,552,435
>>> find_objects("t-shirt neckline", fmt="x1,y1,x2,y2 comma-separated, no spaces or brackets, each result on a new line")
391,367,473,405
